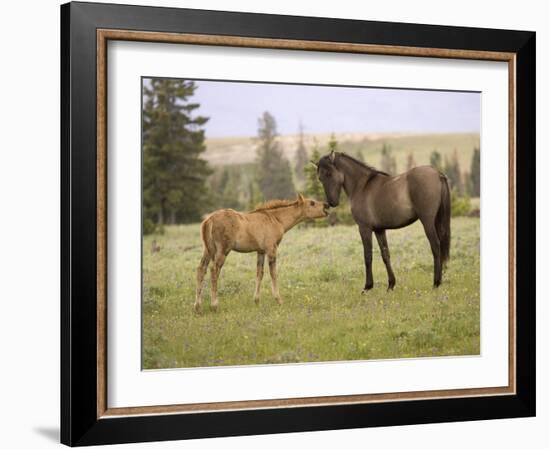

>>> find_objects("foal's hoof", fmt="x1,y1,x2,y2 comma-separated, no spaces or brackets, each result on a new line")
193,303,202,314
210,303,219,312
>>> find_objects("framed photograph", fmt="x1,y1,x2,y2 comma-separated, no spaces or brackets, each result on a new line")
61,1,535,446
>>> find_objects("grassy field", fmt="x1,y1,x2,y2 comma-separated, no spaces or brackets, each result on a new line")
143,217,480,369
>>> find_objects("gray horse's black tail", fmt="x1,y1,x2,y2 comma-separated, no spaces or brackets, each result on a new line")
436,175,451,267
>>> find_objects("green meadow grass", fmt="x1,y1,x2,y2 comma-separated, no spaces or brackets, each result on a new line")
142,217,480,369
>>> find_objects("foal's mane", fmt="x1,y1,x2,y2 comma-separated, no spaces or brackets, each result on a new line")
338,152,390,176
252,199,299,212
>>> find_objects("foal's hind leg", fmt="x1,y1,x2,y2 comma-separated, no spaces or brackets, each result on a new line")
253,252,265,305
420,218,442,287
375,230,396,290
194,250,211,312
210,250,227,311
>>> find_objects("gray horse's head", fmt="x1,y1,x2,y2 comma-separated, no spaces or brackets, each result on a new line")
313,151,344,207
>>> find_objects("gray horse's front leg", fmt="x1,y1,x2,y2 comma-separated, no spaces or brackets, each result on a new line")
359,225,374,293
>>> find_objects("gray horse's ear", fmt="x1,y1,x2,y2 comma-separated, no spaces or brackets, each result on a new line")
329,150,336,162
309,160,318,168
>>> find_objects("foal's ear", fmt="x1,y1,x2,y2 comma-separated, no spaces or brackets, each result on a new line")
329,150,336,162
298,193,305,203
309,160,318,168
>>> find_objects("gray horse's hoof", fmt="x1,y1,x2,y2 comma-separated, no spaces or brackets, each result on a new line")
362,284,373,294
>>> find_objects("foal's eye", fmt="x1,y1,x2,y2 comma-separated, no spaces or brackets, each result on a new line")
310,201,315,206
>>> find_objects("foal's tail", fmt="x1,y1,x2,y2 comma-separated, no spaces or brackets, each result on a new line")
200,215,216,258
436,174,451,267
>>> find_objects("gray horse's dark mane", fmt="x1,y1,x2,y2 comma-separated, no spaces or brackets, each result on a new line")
336,152,390,176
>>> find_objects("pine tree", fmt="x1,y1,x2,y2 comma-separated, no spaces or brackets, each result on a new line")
444,149,464,195
328,133,338,152
406,151,416,170
255,111,295,200
247,180,262,210
430,150,443,171
304,140,324,200
469,147,481,197
380,143,397,175
294,122,308,182
221,168,242,210
142,79,211,227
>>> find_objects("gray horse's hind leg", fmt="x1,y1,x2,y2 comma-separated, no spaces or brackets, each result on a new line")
375,230,396,290
420,218,442,287
359,225,374,292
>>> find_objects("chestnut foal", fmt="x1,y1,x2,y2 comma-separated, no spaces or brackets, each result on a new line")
194,194,329,312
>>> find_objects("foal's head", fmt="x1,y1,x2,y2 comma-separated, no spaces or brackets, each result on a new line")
314,151,344,207
297,194,329,219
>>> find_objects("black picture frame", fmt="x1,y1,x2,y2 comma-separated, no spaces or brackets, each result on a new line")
61,1,535,446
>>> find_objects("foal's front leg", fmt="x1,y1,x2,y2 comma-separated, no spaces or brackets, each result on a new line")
359,225,374,293
267,248,283,305
254,252,265,305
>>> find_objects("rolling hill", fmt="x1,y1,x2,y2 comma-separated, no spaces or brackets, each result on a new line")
204,132,480,175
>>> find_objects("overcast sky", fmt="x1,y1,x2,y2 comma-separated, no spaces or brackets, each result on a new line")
147,78,480,138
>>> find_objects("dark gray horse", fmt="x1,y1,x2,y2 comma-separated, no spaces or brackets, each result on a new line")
315,151,451,291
